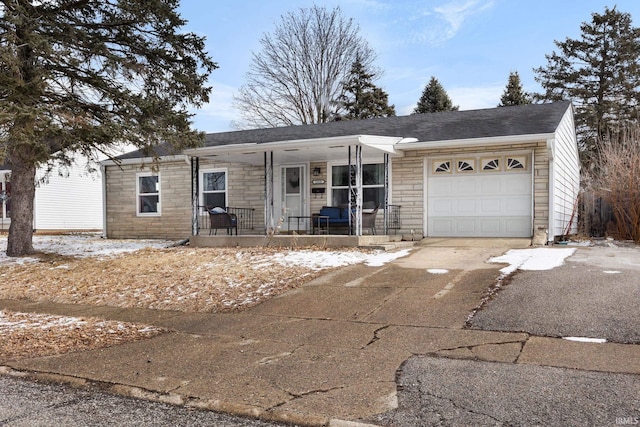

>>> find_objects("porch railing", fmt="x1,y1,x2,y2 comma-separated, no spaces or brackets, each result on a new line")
386,204,401,234
198,206,255,234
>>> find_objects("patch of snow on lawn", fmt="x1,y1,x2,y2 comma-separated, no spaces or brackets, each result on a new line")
270,248,411,270
489,248,576,275
603,270,621,274
0,310,87,331
0,234,174,265
427,268,449,274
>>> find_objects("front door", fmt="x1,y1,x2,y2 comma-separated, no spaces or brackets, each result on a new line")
277,165,306,231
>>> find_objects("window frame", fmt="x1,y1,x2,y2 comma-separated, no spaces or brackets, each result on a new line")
200,168,228,212
136,172,161,217
327,161,389,209
0,172,10,219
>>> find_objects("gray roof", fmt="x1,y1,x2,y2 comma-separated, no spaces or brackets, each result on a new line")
119,101,571,160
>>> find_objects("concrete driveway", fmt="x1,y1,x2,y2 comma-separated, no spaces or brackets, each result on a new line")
2,238,640,426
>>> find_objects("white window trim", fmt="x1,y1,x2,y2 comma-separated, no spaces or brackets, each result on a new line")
0,171,9,219
326,160,391,209
136,172,161,217
200,168,228,212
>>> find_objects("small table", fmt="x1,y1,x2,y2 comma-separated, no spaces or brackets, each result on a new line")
287,215,311,234
312,215,330,235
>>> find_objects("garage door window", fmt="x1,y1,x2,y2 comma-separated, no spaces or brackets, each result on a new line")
481,157,501,171
457,159,475,172
433,160,451,173
507,156,527,170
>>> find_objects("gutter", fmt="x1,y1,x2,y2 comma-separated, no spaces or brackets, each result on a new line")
396,133,556,150
100,154,188,167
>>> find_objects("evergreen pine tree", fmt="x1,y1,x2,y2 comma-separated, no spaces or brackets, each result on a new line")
413,77,459,114
0,0,216,256
534,6,640,157
498,71,531,106
337,57,395,120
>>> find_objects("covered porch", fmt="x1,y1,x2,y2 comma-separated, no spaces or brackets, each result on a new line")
184,135,413,242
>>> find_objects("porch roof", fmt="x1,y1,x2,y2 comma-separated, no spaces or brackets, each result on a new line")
183,135,412,166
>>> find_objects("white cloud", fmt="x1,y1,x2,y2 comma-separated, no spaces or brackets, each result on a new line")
434,0,494,37
411,0,495,45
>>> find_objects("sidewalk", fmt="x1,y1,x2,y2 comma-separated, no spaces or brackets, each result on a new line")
1,239,639,426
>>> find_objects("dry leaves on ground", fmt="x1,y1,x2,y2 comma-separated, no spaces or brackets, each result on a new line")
0,245,342,360
0,246,331,313
0,309,166,361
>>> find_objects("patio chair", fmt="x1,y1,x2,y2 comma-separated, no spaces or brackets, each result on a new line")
209,211,238,235
361,205,379,235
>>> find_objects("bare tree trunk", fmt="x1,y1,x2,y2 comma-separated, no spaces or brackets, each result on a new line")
6,160,36,257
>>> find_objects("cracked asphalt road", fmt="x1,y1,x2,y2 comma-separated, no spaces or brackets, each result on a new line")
0,375,291,427
366,244,640,426
373,357,640,427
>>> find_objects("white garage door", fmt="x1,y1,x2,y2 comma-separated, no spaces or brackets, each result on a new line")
427,154,532,237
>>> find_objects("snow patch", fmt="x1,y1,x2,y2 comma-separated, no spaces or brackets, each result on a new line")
489,248,576,275
603,270,621,274
268,248,411,270
427,268,449,274
563,336,607,343
0,234,174,265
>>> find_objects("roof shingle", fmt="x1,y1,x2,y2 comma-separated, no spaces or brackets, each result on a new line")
119,101,571,160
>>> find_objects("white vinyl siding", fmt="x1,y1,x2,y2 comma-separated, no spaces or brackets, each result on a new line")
33,162,103,231
548,106,581,240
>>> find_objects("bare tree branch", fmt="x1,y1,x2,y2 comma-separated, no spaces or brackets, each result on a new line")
233,5,375,129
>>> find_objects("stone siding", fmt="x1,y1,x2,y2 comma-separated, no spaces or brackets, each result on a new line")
105,160,191,240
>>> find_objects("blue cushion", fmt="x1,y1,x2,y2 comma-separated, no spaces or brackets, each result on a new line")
319,206,341,218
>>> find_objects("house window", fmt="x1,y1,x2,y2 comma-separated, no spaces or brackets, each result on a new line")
0,179,10,219
331,163,385,208
433,160,451,173
201,169,227,209
137,173,160,215
481,157,501,171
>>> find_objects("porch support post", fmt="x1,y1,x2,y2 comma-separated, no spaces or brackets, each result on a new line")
384,153,390,235
264,151,274,234
348,145,362,236
190,156,199,236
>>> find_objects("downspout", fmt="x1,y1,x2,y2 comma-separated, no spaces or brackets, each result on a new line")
547,138,556,243
100,164,107,239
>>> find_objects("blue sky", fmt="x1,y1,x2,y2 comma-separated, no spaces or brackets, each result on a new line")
178,0,640,133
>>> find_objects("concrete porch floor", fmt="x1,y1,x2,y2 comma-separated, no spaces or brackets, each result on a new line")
190,233,410,249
